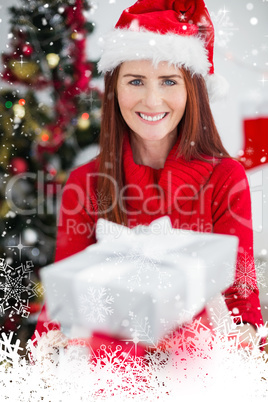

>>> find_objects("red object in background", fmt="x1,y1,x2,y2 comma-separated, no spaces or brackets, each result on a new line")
28,302,42,315
239,117,268,170
22,44,33,56
10,157,28,174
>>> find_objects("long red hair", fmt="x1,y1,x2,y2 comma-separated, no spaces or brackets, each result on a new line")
97,66,230,225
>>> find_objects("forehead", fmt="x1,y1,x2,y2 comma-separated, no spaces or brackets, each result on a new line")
118,60,181,77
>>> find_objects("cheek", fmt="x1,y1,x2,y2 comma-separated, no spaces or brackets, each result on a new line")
173,93,187,114
117,88,136,113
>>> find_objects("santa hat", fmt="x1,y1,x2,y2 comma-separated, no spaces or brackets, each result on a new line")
98,0,229,101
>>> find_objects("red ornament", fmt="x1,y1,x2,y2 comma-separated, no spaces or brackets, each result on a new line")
10,157,28,175
22,44,33,56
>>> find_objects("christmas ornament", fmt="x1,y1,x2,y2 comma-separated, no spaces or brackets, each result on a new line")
71,32,84,41
22,44,33,56
0,200,10,219
9,59,39,81
10,157,28,175
46,53,60,69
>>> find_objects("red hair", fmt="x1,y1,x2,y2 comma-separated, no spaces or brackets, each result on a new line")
97,66,230,224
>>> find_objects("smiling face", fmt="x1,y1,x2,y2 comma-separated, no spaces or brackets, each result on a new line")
116,60,187,145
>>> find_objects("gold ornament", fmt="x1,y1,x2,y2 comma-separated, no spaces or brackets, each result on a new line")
56,171,68,184
46,53,60,69
13,104,26,119
71,32,83,41
9,59,39,80
0,200,10,218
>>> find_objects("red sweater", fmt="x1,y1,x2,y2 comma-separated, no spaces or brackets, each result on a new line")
35,136,263,336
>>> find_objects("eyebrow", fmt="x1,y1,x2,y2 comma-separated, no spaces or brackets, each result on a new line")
122,74,183,79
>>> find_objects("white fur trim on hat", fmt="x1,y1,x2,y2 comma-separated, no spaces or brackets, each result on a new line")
98,29,211,76
205,73,229,102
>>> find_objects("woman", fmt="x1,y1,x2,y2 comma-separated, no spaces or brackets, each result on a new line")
35,0,263,350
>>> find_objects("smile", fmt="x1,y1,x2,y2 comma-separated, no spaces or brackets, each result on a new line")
138,112,167,122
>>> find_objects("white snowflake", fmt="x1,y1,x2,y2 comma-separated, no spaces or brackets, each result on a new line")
0,331,23,365
0,319,267,401
75,90,95,107
235,253,259,298
79,287,114,323
114,249,168,289
206,294,243,335
211,8,238,47
123,314,157,351
245,146,255,156
254,257,267,290
0,258,42,317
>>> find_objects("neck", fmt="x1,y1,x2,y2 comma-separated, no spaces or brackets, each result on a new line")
130,132,177,169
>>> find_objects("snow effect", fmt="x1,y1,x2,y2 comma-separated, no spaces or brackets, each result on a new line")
0,259,43,318
210,8,238,48
79,287,114,323
250,17,258,25
246,3,254,11
235,252,264,298
0,321,268,401
114,248,169,290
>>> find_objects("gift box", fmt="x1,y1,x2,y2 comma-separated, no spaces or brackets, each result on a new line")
40,217,238,346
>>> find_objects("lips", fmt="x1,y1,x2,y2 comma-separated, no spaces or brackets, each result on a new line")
137,112,168,122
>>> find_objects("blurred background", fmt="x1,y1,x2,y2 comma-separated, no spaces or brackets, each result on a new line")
0,0,267,351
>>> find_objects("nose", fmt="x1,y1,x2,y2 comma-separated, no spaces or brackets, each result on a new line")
142,85,163,108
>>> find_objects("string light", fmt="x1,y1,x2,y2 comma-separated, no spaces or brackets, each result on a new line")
41,131,50,142
13,104,25,118
5,101,13,108
81,112,89,120
19,99,26,106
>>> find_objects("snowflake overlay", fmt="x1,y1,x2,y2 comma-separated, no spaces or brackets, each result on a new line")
210,8,238,48
79,287,114,323
0,332,23,365
123,314,157,352
0,314,267,400
235,253,261,299
114,249,169,290
0,258,43,317
90,190,112,214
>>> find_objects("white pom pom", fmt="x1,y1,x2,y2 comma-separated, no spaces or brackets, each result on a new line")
205,73,229,102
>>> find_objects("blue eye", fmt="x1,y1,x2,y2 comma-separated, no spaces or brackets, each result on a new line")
164,79,176,86
130,79,142,86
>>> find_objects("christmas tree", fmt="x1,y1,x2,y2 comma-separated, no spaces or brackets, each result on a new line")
0,0,102,349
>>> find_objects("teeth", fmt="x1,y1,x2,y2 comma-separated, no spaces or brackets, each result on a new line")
139,113,166,122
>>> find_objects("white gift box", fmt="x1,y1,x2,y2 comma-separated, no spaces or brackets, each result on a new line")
40,217,238,345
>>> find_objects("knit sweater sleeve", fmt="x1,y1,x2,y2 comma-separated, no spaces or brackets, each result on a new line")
211,159,263,328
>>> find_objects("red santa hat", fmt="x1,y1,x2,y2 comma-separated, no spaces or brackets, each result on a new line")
98,0,228,101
